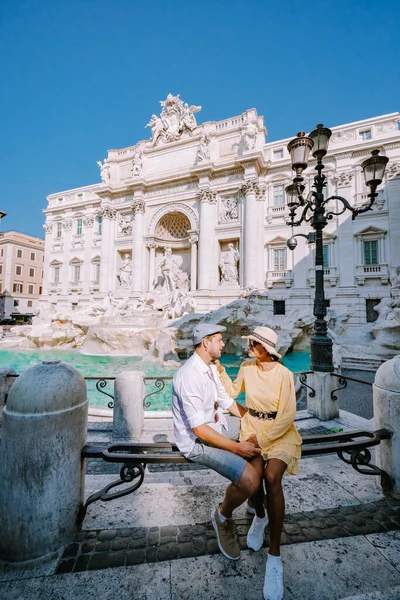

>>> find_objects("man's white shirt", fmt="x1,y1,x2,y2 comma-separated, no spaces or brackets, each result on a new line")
172,352,234,456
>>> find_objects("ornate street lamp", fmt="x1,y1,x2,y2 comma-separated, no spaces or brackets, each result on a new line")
286,125,388,372
0,211,6,237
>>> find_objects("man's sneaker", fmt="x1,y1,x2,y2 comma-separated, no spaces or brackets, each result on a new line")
211,507,240,560
245,501,256,515
263,556,284,600
247,514,269,551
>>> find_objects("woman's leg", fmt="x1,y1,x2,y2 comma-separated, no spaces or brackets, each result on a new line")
248,455,265,517
264,458,287,556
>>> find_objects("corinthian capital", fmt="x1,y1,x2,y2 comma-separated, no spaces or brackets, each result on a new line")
43,221,53,234
196,188,217,204
132,198,146,215
102,206,117,220
332,171,353,187
241,179,266,199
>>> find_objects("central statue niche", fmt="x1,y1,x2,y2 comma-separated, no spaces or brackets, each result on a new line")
153,211,191,291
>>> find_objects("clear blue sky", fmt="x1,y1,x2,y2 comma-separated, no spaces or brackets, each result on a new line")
1,0,399,238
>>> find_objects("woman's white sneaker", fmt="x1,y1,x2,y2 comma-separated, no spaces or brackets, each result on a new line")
263,555,284,600
246,514,269,551
245,501,256,515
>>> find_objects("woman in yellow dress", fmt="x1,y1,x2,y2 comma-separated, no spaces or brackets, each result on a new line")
215,326,301,600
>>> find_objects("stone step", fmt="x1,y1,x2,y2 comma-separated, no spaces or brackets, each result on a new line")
336,585,400,600
342,356,385,371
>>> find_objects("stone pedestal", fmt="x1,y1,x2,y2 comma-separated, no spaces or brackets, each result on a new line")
307,371,339,421
373,356,400,497
113,371,145,441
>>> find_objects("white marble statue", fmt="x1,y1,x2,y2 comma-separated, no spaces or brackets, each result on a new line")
164,289,196,320
97,160,110,183
131,149,143,177
157,248,189,292
197,134,210,162
241,120,258,151
146,94,202,146
219,243,240,284
117,254,132,287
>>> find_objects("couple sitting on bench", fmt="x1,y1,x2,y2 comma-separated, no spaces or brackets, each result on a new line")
172,323,301,600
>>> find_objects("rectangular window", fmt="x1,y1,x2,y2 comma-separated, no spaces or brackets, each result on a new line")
0,282,2,292
73,265,81,283
0,266,2,275
76,219,83,235
17,249,22,258
273,300,286,315
56,222,62,238
27,300,33,308
325,299,331,308
15,265,22,276
30,252,36,261
13,283,23,293
273,248,286,271
272,184,285,207
28,285,34,294
359,130,371,141
39,286,42,295
1,249,3,257
364,240,378,265
94,263,100,283
14,300,19,307
29,268,35,277
96,215,103,234
273,149,284,160
53,267,60,284
366,299,380,323
323,245,329,268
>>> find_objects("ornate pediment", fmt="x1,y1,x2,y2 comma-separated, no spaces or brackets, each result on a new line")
146,94,201,146
355,226,387,238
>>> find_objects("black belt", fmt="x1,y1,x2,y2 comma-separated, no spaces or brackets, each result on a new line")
248,408,277,420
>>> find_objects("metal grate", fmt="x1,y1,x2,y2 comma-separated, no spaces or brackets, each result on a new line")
366,299,380,323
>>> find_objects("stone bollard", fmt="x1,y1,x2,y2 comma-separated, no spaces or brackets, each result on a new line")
0,361,88,562
113,370,145,441
373,356,400,497
307,371,339,421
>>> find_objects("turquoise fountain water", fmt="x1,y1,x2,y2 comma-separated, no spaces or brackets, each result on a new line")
0,349,310,411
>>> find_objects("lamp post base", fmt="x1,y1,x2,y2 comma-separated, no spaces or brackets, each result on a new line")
310,335,334,372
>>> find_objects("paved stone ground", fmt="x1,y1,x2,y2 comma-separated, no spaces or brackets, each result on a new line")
55,497,400,574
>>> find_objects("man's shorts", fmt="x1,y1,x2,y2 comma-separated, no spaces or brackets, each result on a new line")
186,416,247,485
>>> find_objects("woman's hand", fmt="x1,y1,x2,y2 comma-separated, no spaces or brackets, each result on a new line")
212,359,225,374
245,434,261,449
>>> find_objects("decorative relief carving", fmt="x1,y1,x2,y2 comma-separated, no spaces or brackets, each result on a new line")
146,182,197,198
332,171,354,187
83,215,94,227
102,206,117,220
196,188,217,204
241,120,258,151
189,233,199,245
44,222,53,234
196,133,210,162
97,160,111,184
331,129,356,143
376,120,399,133
131,148,143,177
241,180,266,199
118,213,133,235
219,193,240,223
63,219,73,230
386,162,400,179
146,93,201,146
132,198,146,215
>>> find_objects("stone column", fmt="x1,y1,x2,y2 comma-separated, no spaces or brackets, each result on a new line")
82,214,94,296
131,198,146,293
42,221,53,296
61,217,73,296
113,371,145,441
241,180,266,289
373,356,400,496
189,233,198,291
99,206,116,294
0,361,88,561
307,371,339,420
147,242,156,291
197,189,217,291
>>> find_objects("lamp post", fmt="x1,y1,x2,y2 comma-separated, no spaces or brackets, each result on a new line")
286,125,388,372
0,211,6,237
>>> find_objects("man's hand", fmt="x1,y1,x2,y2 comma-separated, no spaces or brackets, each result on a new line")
235,441,261,458
245,434,261,449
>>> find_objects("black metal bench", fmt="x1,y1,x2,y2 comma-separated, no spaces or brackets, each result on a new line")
80,428,392,521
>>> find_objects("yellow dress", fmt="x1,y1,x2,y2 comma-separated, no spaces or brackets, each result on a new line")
219,360,302,474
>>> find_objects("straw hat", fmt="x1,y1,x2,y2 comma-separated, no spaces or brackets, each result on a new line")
242,326,282,359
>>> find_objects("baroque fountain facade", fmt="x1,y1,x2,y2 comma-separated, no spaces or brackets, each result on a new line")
2,95,400,363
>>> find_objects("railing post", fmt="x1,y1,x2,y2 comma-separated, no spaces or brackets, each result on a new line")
307,372,339,421
0,361,88,561
0,368,16,405
113,371,145,441
373,356,400,497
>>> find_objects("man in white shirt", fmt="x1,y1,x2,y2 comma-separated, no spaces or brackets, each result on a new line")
172,323,262,561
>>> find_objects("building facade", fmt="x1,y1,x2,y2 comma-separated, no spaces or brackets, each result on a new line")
42,95,400,326
0,232,45,321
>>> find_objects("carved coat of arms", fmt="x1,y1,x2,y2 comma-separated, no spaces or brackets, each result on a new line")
146,94,201,146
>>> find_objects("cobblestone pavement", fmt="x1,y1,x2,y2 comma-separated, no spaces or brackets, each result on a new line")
55,497,400,574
